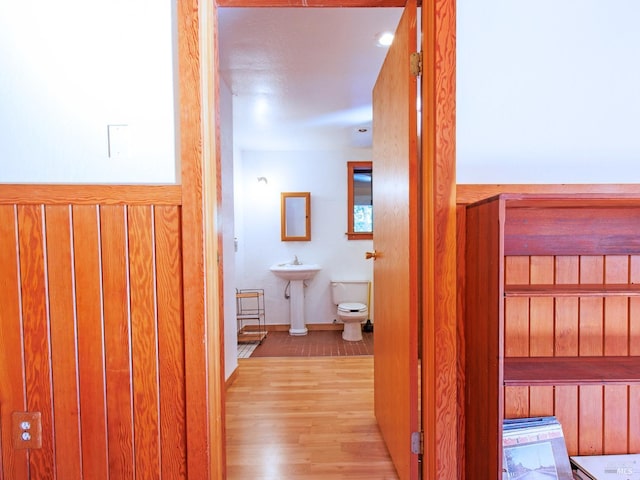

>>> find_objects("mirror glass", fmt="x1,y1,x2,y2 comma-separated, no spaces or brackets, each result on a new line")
347,161,373,240
281,192,311,241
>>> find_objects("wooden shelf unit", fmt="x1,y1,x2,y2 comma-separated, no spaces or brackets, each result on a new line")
463,193,640,479
236,289,267,344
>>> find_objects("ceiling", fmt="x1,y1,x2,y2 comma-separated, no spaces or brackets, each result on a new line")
217,7,403,151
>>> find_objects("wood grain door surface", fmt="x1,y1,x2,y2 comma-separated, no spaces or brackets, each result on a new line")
371,1,420,479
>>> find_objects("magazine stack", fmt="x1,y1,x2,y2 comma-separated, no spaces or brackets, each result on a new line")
503,416,573,479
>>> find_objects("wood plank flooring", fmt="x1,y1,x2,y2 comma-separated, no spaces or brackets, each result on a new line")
226,356,399,479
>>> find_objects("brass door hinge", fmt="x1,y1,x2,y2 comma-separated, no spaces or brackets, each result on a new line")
410,51,423,77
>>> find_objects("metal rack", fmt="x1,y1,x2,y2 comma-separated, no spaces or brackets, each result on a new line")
236,289,267,344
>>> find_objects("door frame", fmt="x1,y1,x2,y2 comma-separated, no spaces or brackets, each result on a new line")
176,0,457,478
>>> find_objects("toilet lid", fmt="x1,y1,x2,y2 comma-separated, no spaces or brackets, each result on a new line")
338,302,367,313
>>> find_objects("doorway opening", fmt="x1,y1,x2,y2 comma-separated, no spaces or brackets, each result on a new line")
217,6,407,478
217,7,402,368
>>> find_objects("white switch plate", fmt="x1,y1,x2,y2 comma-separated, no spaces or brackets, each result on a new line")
107,124,129,159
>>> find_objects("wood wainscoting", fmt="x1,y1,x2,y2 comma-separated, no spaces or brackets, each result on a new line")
0,185,187,479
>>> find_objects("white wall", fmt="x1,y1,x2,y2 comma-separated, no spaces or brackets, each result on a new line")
5,2,638,185
220,78,238,379
457,0,640,183
0,0,178,183
234,149,373,328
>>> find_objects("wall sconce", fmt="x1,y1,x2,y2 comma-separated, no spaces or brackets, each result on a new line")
257,176,268,185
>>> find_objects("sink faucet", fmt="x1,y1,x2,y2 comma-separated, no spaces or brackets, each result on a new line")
293,255,301,265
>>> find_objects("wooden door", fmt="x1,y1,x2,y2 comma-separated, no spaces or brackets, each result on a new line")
371,2,419,479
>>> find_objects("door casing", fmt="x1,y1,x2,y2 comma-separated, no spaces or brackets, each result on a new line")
177,1,457,478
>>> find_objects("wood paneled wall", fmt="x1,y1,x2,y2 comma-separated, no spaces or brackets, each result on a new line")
0,186,187,479
503,253,640,455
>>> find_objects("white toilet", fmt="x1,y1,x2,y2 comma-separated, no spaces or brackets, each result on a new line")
330,281,370,341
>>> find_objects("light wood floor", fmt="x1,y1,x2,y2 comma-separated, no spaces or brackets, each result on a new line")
226,356,399,479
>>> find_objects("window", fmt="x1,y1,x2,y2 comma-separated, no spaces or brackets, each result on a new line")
347,161,372,240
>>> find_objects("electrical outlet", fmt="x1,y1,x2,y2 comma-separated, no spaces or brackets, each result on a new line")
12,411,42,449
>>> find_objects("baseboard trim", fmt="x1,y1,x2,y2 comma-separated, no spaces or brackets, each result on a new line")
225,366,239,390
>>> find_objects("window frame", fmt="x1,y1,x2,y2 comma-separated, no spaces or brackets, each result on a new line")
346,161,373,240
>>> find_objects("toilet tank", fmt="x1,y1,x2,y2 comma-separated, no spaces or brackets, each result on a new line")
330,281,370,305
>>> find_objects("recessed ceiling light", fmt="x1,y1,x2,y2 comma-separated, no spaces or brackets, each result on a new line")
376,31,394,47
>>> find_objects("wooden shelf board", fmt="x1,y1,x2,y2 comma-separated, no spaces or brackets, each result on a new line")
504,356,640,386
505,284,640,297
236,292,262,299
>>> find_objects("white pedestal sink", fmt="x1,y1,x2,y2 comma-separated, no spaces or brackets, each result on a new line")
270,263,321,336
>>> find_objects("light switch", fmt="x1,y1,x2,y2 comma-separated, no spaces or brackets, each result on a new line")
107,124,129,159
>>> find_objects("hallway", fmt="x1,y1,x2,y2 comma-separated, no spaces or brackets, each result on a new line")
226,356,399,479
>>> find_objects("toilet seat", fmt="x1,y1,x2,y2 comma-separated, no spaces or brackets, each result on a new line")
338,302,367,313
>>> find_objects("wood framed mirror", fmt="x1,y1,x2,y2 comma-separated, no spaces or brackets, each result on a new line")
281,192,311,241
